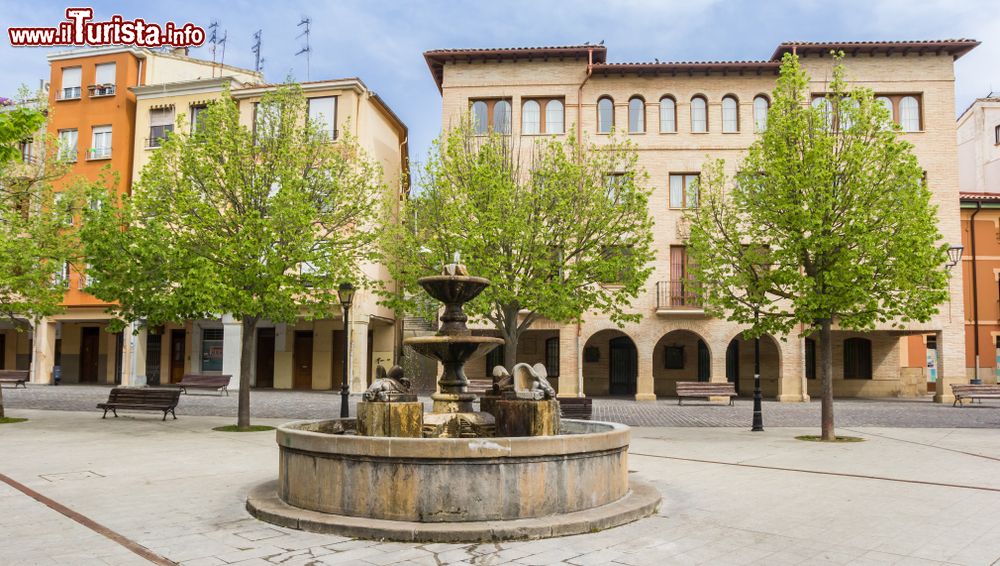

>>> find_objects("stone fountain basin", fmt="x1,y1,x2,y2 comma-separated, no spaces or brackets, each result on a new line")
271,419,631,523
403,335,504,362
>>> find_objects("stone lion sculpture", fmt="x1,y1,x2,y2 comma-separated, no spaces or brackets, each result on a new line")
362,365,413,402
491,362,556,400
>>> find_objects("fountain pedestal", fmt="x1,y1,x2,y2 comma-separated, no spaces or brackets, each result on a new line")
357,401,423,438
480,397,560,437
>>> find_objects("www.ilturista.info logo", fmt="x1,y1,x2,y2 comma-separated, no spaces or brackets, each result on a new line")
8,8,206,48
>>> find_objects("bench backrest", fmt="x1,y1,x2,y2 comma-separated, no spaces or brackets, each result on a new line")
0,370,29,379
952,384,1000,393
108,387,181,405
676,381,737,394
180,374,231,386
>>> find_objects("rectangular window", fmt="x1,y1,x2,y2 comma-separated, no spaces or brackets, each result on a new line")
90,63,116,96
843,338,873,379
805,338,816,379
669,173,699,209
19,140,34,164
201,328,224,372
664,345,684,369
148,107,174,148
544,337,560,377
190,104,207,133
59,67,81,100
995,124,1000,145
307,97,337,141
605,172,630,203
89,125,112,160
57,129,78,162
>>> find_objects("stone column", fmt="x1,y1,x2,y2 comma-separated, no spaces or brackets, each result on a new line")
934,325,965,404
710,338,728,384
222,314,242,390
777,337,808,402
635,339,656,401
31,319,56,385
132,325,148,386
556,325,580,398
349,316,370,393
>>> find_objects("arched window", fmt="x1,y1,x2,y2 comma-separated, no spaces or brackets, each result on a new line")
753,96,769,132
811,97,832,129
598,97,614,133
722,96,739,133
471,100,488,135
522,100,540,134
843,337,873,379
899,96,920,132
628,97,645,133
545,100,564,134
493,100,511,134
690,96,707,133
545,337,560,377
659,96,676,133
839,98,859,131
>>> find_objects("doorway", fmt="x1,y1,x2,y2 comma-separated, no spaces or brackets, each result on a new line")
80,327,100,383
726,340,740,394
697,340,710,382
293,331,314,390
608,336,637,395
0,333,5,369
255,328,275,388
169,329,186,383
145,333,162,385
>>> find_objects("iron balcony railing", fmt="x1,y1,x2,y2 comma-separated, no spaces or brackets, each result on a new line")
56,87,81,101
88,84,116,97
656,279,703,310
87,147,111,160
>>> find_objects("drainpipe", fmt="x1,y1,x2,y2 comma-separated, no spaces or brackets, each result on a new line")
576,48,594,140
970,201,982,384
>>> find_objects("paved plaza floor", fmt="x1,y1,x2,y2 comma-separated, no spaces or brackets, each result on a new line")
1,394,999,565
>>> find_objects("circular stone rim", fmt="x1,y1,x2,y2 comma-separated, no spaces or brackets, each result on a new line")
246,478,661,542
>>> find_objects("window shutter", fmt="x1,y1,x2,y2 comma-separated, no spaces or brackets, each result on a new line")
94,63,116,84
62,67,81,89
150,107,174,126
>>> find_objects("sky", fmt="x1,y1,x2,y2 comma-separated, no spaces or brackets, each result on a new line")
2,0,998,168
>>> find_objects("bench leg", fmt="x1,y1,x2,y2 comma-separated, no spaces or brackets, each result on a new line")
171,408,177,420
112,408,118,418
102,408,108,419
678,398,682,406
729,398,735,406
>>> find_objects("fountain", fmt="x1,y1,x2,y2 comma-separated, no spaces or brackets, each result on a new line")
246,261,661,541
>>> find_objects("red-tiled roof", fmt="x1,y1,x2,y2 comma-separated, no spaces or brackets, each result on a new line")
772,39,980,61
423,45,607,92
592,60,780,77
960,192,1000,201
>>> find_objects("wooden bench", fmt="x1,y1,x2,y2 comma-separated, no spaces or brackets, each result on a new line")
951,384,1000,407
97,387,181,420
676,381,738,406
0,370,29,388
559,397,593,420
165,374,231,396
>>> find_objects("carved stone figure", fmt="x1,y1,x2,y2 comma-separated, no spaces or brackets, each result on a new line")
490,363,556,400
362,365,414,402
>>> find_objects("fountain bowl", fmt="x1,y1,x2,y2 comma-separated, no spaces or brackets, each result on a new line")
246,418,661,542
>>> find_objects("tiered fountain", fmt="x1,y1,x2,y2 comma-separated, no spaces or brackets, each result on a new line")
246,261,660,542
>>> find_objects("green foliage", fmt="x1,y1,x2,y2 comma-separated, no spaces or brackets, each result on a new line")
81,84,386,328
382,121,655,363
687,53,948,337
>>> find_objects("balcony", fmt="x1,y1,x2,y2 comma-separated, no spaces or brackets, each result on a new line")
87,147,111,160
88,84,116,97
146,125,174,149
655,280,705,316
55,87,81,101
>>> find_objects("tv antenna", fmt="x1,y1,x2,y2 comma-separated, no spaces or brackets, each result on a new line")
217,30,228,68
252,29,264,74
296,16,311,81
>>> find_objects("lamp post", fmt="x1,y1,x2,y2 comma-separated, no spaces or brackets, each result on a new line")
945,244,969,383
751,309,764,432
338,282,355,418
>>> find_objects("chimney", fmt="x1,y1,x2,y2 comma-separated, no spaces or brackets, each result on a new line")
172,47,189,57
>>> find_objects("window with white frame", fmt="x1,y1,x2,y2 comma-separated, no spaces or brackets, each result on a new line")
545,100,564,134
60,67,81,100
721,96,739,133
307,96,337,141
628,97,645,133
91,63,116,96
753,96,769,132
89,125,111,160
190,104,207,133
148,107,174,147
659,96,676,133
597,97,614,133
57,129,77,161
521,100,540,134
690,96,707,133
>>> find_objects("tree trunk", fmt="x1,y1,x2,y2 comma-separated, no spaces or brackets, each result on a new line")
503,331,519,373
0,384,5,419
819,318,835,440
237,316,259,430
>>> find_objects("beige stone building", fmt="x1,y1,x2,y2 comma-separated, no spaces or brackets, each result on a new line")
125,78,409,393
424,40,978,403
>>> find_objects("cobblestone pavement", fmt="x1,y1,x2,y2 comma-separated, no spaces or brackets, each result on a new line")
4,383,1000,428
1,410,999,565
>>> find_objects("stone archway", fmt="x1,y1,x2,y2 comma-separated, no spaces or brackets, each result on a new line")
652,330,711,397
581,329,637,396
725,333,782,398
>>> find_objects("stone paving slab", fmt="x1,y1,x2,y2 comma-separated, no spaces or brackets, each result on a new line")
1,409,999,565
5,384,1000,428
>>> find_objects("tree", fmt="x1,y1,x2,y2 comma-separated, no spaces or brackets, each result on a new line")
686,53,948,440
382,122,654,373
0,92,77,418
81,85,387,429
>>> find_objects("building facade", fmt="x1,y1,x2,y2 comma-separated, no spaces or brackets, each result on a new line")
124,78,409,392
424,40,977,402
30,47,261,387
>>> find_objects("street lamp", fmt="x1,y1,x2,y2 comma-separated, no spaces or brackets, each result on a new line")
751,309,764,432
338,282,355,418
945,245,963,269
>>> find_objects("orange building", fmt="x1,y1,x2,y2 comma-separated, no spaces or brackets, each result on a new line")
30,47,260,386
